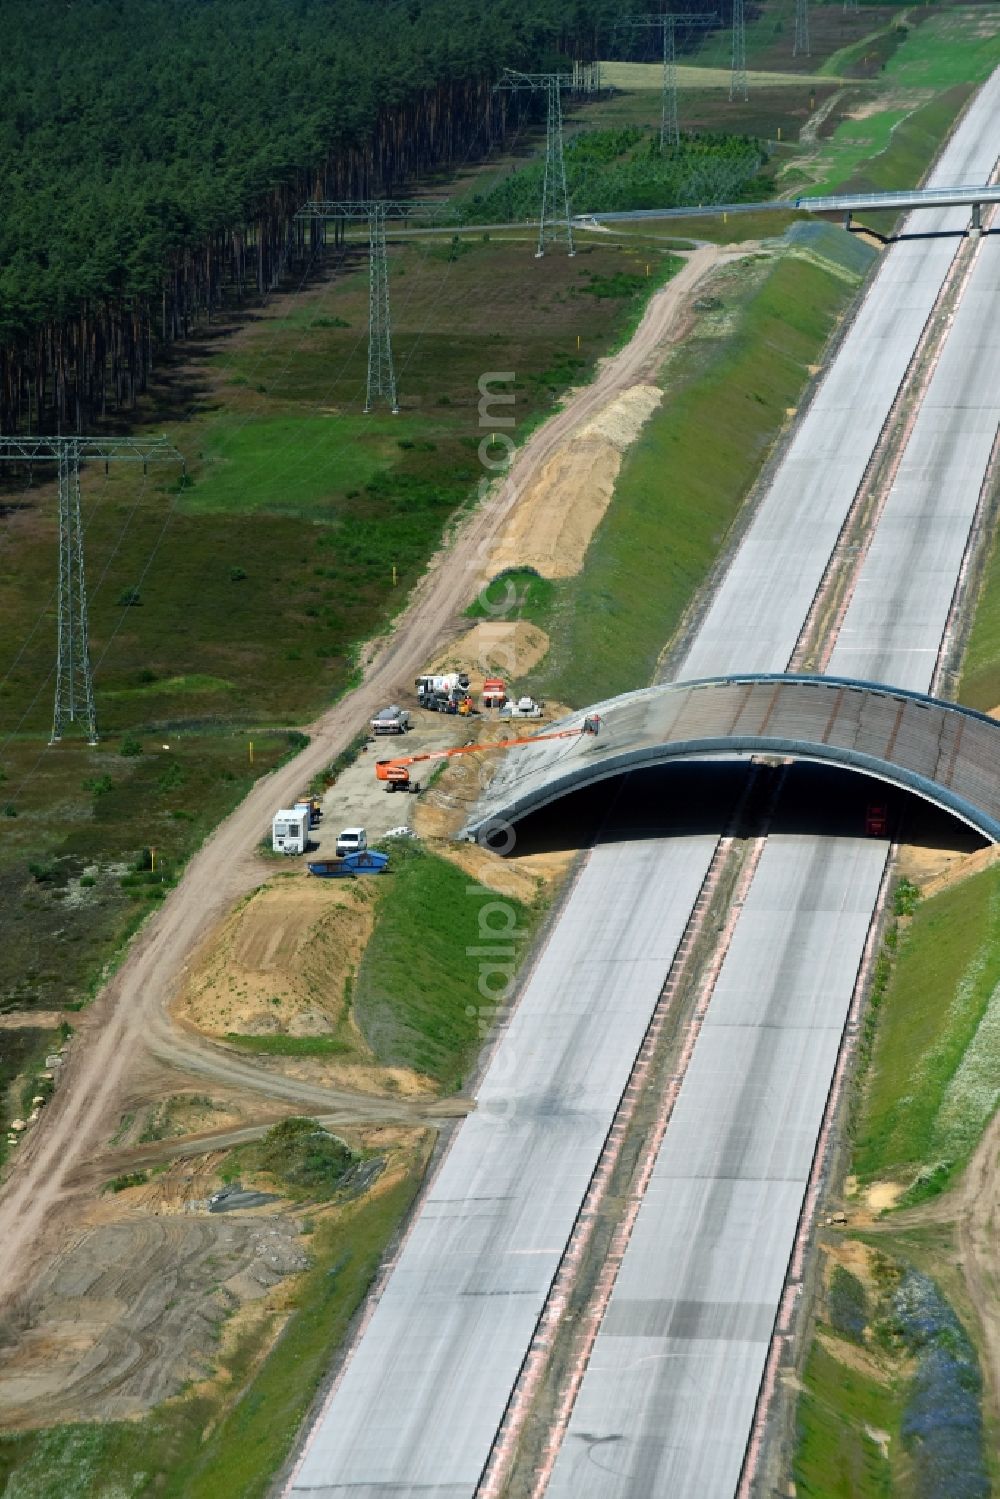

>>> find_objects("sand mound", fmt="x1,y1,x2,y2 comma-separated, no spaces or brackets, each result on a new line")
916,842,1000,900
483,383,663,583
429,619,550,689
177,876,375,1040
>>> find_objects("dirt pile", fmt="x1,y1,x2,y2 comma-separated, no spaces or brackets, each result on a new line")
897,841,1000,898
177,875,374,1040
429,619,550,690
482,383,663,583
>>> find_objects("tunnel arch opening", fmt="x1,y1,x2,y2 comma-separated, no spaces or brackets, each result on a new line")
482,760,991,863
462,676,1000,850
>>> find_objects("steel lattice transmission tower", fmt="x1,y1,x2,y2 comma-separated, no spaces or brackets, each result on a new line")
730,0,748,100
618,14,717,150
497,71,576,257
794,0,811,57
297,200,439,412
0,435,183,744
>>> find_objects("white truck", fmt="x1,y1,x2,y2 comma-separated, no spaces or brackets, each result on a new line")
272,806,309,855
500,695,544,721
415,671,469,697
370,705,410,735
335,827,368,858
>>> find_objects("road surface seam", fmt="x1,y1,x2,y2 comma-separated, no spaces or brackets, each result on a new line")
475,822,752,1498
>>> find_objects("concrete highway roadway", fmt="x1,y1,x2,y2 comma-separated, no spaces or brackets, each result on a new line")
288,69,1000,1499
547,87,1000,1499
681,66,1000,681
287,826,724,1497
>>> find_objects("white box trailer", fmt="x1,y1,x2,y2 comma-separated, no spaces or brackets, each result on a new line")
272,806,309,855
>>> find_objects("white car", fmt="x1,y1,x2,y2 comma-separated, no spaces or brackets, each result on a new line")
370,705,410,734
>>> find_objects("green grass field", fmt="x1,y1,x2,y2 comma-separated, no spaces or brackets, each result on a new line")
599,61,830,91
789,9,1000,201
960,524,1000,711
854,864,1000,1200
224,1032,352,1057
185,413,433,519
794,1338,899,1499
354,840,541,1089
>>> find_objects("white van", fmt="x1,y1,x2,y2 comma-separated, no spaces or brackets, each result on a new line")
335,827,367,858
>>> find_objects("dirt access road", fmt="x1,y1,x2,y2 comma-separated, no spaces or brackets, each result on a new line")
0,245,724,1304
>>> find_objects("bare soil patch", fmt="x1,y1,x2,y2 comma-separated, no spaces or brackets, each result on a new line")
901,842,1000,899
865,1180,904,1214
473,246,727,592
174,877,434,1100
483,383,663,582
429,619,551,689
0,1157,308,1428
177,876,375,1041
815,1328,891,1386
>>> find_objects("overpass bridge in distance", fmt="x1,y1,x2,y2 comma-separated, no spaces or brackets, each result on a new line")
460,674,1000,844
575,181,1000,232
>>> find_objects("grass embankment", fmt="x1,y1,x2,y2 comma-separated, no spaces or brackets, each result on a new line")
787,9,1000,205
485,232,872,707
0,1145,429,1499
354,840,541,1090
795,1338,900,1498
960,538,1000,712
794,1261,990,1499
854,865,1000,1203
791,864,1000,1493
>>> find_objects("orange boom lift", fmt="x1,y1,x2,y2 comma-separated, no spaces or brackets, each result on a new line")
375,716,601,792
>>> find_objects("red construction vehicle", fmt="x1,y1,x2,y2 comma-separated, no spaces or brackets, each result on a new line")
375,716,601,793
481,677,507,710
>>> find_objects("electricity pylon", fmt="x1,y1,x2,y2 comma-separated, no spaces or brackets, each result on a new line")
731,0,748,101
794,0,811,57
497,71,575,257
296,200,438,412
0,435,183,744
618,14,718,149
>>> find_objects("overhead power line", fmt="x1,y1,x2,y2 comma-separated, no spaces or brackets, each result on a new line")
296,200,441,413
618,13,718,149
794,0,811,58
731,0,748,101
496,71,576,258
0,436,184,745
